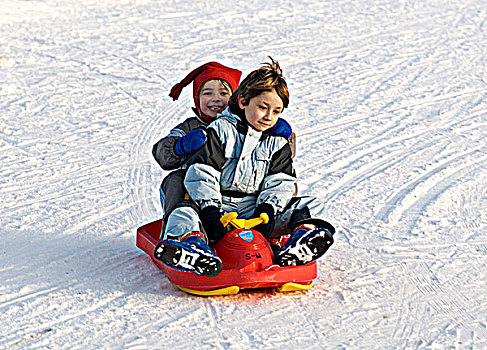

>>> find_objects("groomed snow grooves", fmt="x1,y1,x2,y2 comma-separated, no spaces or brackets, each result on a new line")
1,0,486,348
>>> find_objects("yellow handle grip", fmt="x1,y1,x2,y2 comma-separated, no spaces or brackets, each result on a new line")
220,212,269,230
220,212,239,228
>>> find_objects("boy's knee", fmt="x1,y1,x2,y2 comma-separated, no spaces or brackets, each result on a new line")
164,201,202,239
287,196,333,233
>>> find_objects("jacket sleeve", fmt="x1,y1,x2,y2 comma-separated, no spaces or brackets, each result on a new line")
184,127,227,209
257,143,297,213
152,119,195,170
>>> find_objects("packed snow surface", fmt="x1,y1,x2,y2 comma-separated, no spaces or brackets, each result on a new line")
1,0,486,349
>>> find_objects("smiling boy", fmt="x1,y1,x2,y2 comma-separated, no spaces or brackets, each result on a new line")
152,62,242,227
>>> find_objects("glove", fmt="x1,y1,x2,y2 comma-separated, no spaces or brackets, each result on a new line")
200,206,226,241
174,129,207,156
253,203,275,237
268,118,292,139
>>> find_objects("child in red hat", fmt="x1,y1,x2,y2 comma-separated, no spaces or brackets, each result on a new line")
152,62,242,230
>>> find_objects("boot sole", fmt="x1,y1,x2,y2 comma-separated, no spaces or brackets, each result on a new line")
154,241,222,277
276,229,334,266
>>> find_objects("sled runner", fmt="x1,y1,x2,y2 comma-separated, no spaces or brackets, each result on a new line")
136,213,318,296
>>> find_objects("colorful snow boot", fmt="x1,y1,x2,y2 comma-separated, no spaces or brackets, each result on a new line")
154,232,222,277
275,224,334,266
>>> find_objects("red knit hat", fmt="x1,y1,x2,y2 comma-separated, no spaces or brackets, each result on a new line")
169,62,242,121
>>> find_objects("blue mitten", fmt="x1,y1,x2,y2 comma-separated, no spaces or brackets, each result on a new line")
174,129,207,156
268,118,292,139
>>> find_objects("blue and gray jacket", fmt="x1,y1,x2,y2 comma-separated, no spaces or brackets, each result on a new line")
184,108,297,215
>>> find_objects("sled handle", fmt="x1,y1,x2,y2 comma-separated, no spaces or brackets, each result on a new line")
220,212,269,230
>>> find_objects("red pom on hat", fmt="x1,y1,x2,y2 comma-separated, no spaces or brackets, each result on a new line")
169,62,242,121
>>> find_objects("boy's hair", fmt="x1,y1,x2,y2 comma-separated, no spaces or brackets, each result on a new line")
229,57,289,115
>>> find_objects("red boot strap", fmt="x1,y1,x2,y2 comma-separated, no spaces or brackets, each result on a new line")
180,231,208,244
293,224,316,232
268,234,291,248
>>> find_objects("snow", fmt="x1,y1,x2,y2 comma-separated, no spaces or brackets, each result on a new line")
1,0,486,348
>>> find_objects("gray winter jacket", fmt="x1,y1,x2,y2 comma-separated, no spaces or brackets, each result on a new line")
184,108,297,215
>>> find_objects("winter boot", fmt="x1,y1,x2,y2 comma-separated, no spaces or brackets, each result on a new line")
154,231,222,277
275,224,334,266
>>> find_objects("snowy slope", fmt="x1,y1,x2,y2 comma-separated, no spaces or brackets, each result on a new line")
1,0,486,348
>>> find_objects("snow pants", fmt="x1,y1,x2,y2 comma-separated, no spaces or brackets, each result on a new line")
159,169,187,221
163,195,330,240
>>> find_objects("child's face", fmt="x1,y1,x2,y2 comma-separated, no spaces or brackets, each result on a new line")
239,90,283,132
199,80,231,119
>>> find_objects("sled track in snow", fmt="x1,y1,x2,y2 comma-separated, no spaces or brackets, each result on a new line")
125,97,184,225
383,150,487,228
297,70,486,233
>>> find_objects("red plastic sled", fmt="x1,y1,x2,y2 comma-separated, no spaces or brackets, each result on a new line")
136,214,318,296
